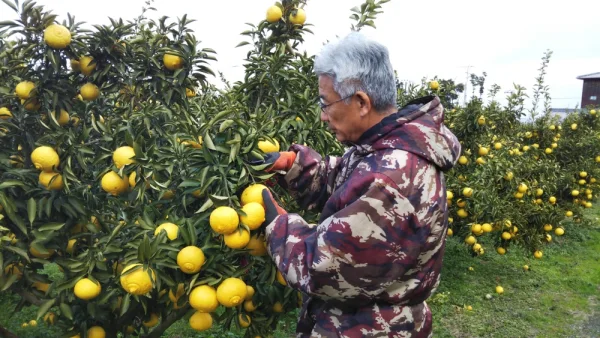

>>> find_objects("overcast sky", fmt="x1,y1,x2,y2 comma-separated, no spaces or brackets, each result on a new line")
2,0,599,111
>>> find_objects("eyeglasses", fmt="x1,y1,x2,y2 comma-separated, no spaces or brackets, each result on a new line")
319,93,354,112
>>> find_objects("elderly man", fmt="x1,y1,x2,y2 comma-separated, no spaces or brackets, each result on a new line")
260,31,461,337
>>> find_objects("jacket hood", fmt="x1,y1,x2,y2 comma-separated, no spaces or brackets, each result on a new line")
352,96,461,171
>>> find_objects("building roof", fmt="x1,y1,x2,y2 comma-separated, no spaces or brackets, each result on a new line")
576,72,600,80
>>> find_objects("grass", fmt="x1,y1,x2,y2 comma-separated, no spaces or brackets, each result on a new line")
1,209,599,338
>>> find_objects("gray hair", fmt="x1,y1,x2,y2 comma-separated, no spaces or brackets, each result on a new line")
314,32,397,113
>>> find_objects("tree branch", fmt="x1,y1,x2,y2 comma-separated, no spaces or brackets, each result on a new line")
15,289,45,307
144,305,190,338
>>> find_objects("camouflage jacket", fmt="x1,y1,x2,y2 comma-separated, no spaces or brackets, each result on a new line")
265,96,461,337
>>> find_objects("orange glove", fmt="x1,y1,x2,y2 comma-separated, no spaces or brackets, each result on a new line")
263,152,297,172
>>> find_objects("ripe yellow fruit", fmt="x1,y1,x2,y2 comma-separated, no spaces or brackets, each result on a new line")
533,250,543,259
471,223,482,234
478,146,489,156
101,171,129,196
501,232,512,240
554,227,565,236
266,5,283,23
457,208,468,218
495,286,504,294
239,314,251,328
472,243,482,252
244,300,257,312
120,264,156,295
565,210,573,217
571,123,577,130
49,109,70,126
481,223,492,233
79,56,96,76
446,191,454,199
257,138,280,153
177,246,205,274
87,326,105,338
189,311,212,332
30,246,55,258
240,202,266,230
517,183,528,193
548,196,556,204
21,323,28,328
0,107,12,119
216,277,247,307
39,171,64,190
429,80,439,91
74,278,101,300
143,313,159,328
80,83,100,101
535,188,543,196
523,265,529,271
241,184,268,206
504,171,514,181
190,285,219,312
209,206,239,234
224,229,251,249
66,239,77,254
591,109,597,115
551,142,558,149
458,156,468,165
31,146,59,172
33,281,50,292
496,247,506,255
70,58,80,71
44,24,71,49
4,263,23,279
464,236,476,245
494,142,502,150
246,234,268,256
289,8,306,25
579,171,587,178
578,179,587,186
462,187,473,198
154,222,179,240
477,115,486,125
163,53,184,70
113,146,135,168
276,271,287,286
532,143,539,149
29,320,37,327
246,285,255,299
15,81,35,99
543,224,553,232
447,228,453,236
476,157,485,165
273,301,284,313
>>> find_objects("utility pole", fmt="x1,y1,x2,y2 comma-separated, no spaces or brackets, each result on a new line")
459,65,474,106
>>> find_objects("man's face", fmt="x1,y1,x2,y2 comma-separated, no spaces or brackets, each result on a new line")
318,76,363,143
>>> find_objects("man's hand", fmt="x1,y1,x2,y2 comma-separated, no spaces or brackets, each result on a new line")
262,189,287,225
262,152,297,172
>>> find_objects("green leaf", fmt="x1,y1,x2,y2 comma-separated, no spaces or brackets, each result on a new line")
5,246,31,263
36,299,55,320
120,294,131,317
1,0,17,12
27,198,36,225
60,303,73,320
38,222,65,232
0,180,24,190
196,199,214,214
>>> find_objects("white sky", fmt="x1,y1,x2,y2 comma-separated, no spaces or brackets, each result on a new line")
2,0,599,110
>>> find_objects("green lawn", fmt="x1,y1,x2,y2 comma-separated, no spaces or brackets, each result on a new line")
2,209,599,337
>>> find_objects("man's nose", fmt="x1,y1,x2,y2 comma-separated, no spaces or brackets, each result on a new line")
320,110,328,122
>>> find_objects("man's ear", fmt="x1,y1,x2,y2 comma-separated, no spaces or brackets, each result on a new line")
355,91,372,117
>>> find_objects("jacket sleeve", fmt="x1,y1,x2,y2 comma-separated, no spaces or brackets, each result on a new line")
277,144,342,211
265,173,431,306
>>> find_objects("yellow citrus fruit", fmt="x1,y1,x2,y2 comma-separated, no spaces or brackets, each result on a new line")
87,326,105,338
189,285,219,312
29,320,37,327
120,264,155,295
70,59,80,71
31,146,59,172
239,314,251,328
273,302,284,313
177,246,205,274
0,107,12,119
186,88,196,97
244,299,257,312
21,98,40,111
481,223,493,232
30,246,55,259
533,250,543,259
66,239,77,254
240,202,266,230
495,286,504,294
154,222,179,240
501,232,512,240
129,171,137,187
209,206,239,234
189,311,212,332
241,184,268,206
555,228,565,236
257,139,280,153
39,171,64,190
49,109,70,126
21,323,28,328
429,80,440,91
224,228,250,249
464,236,476,245
101,171,129,196
276,271,287,286
246,234,268,256
543,224,553,231
79,56,96,76
566,210,573,217
458,156,468,165
43,312,56,325
4,263,23,279
289,8,306,25
163,53,183,70
266,5,283,22
113,146,135,168
496,247,506,255
246,285,255,299
44,24,71,49
457,209,468,218
447,228,453,236
143,313,159,328
33,281,50,292
73,278,101,300
80,83,100,101
15,81,35,99
216,277,247,307
169,283,186,308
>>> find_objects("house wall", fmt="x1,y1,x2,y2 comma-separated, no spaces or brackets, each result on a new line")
582,79,600,108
